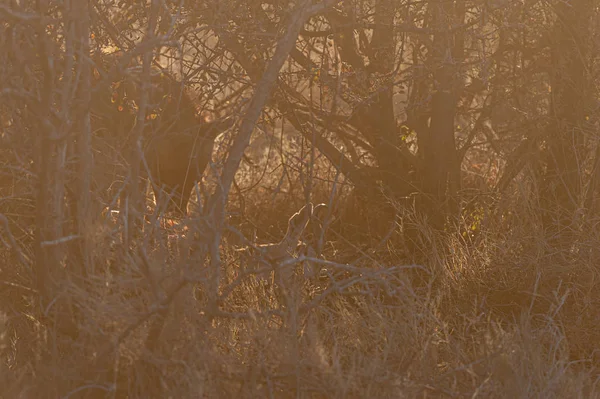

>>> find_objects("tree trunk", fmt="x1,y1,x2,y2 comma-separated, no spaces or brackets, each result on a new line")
73,0,92,275
542,0,593,244
419,0,464,230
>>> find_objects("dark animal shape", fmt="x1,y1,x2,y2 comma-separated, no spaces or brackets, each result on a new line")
144,117,234,214
90,51,234,215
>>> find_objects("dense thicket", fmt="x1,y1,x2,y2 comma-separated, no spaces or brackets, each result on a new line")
0,0,599,397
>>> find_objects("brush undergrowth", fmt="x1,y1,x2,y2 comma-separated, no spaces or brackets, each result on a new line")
1,179,599,399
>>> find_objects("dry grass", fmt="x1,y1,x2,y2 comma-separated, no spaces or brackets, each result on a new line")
1,174,600,399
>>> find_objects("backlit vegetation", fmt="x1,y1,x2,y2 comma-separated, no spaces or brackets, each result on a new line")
0,0,599,397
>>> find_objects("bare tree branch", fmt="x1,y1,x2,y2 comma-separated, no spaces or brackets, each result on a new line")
204,0,337,310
